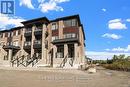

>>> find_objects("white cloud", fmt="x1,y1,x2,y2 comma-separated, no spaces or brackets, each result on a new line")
19,0,35,9
102,33,122,40
19,0,70,12
38,0,69,13
102,8,106,12
108,19,127,30
0,14,25,30
86,51,130,60
126,19,130,22
105,45,130,52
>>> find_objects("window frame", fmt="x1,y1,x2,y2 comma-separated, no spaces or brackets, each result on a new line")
51,22,58,30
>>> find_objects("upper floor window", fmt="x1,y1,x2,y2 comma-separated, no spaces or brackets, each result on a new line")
0,33,4,38
52,36,59,41
56,45,64,58
64,33,76,39
51,22,58,30
11,32,13,37
64,19,77,27
25,28,32,33
7,42,13,46
13,41,19,46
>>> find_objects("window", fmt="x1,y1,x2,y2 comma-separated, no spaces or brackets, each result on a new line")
26,28,32,33
18,30,21,35
0,33,3,38
11,32,13,37
5,32,8,37
7,42,13,45
64,33,76,39
64,19,77,27
56,45,64,58
13,41,19,46
52,36,59,41
51,22,58,30
72,19,77,26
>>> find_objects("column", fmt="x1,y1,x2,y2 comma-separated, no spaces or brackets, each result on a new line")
31,26,35,57
41,24,47,64
8,49,13,61
74,43,79,64
21,28,25,56
53,45,57,64
64,44,68,58
59,21,63,39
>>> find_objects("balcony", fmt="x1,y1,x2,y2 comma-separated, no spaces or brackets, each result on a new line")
23,41,31,50
3,42,20,51
33,40,42,49
3,44,20,51
34,28,42,36
52,34,79,45
24,29,32,37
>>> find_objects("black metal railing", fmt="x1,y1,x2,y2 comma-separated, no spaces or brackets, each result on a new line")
60,53,68,68
10,54,41,67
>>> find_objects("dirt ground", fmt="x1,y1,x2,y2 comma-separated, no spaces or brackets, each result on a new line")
0,67,130,87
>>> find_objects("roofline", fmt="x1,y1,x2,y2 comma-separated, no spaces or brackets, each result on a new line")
50,14,81,25
0,26,24,33
21,17,49,25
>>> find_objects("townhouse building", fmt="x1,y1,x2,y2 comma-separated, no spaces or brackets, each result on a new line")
0,15,85,68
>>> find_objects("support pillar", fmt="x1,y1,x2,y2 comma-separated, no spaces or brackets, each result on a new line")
64,44,68,58
74,43,79,68
8,49,13,61
37,24,48,67
53,45,57,59
31,26,35,57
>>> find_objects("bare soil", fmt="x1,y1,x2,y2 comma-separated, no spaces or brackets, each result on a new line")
0,67,130,87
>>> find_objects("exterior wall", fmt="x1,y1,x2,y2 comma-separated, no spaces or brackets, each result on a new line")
0,32,8,60
79,26,85,64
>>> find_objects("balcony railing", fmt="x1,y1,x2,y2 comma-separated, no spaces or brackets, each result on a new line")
23,41,31,50
24,29,32,37
34,28,42,36
3,42,20,50
33,40,42,49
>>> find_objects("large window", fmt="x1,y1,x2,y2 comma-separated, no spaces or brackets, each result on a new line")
64,33,76,39
56,45,64,58
51,22,58,30
52,36,59,41
64,19,77,27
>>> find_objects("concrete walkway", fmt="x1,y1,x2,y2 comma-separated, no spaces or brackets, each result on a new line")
0,66,130,87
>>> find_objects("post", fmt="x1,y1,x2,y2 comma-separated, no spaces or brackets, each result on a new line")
74,43,79,68
31,25,35,58
8,49,13,66
64,44,68,58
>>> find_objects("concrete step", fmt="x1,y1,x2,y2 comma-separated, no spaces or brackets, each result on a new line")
0,60,10,67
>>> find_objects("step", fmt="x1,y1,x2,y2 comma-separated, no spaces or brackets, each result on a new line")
0,60,10,67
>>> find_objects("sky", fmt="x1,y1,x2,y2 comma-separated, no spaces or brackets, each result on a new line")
0,0,130,60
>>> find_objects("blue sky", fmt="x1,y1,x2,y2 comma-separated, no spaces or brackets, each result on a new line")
0,0,130,59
